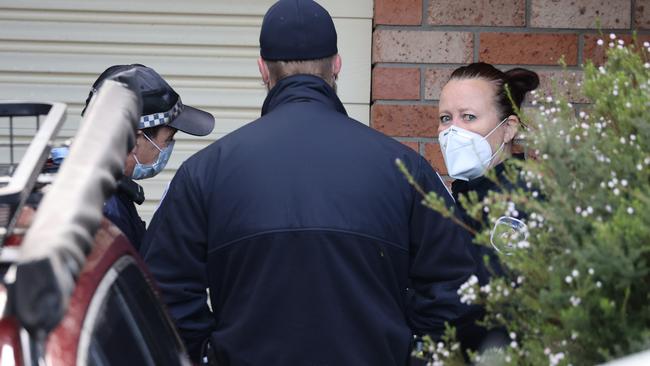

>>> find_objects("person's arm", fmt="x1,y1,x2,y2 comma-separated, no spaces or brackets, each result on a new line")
140,164,215,362
407,156,477,339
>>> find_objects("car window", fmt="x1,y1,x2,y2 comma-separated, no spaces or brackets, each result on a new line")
79,256,185,366
115,260,186,365
86,285,154,366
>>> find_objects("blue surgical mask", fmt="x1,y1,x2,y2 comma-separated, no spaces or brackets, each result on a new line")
131,133,174,180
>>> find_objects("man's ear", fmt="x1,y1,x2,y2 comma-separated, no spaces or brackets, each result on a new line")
257,57,270,86
332,54,342,79
503,115,520,144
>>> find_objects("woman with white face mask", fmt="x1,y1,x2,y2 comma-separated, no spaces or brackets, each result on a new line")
437,62,539,354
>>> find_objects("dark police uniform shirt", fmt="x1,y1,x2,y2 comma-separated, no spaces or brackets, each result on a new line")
141,74,476,365
451,155,525,353
103,186,146,251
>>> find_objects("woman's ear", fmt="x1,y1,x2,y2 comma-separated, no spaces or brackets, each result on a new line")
503,115,520,144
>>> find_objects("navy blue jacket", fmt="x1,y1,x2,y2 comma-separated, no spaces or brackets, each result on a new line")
104,190,146,250
451,157,525,353
141,75,476,365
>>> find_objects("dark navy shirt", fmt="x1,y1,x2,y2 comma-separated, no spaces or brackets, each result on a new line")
104,190,146,250
142,74,476,365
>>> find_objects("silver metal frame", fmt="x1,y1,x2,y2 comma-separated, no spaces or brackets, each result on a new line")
0,101,66,243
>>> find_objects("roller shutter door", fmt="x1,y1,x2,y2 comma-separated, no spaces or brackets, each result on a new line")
0,0,372,222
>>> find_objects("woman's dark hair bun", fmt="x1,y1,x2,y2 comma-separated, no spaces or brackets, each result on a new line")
448,63,539,120
505,68,540,94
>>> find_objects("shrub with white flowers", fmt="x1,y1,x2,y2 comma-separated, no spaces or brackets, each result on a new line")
400,34,650,365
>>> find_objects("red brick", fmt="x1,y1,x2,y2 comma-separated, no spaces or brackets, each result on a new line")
428,0,524,26
424,143,447,175
424,67,454,100
530,0,631,29
583,34,650,65
636,0,650,29
375,0,422,25
399,140,420,153
479,33,578,66
535,70,587,104
373,30,473,63
371,104,439,137
372,67,420,101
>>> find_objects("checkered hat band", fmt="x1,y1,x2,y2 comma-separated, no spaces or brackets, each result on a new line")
139,99,184,129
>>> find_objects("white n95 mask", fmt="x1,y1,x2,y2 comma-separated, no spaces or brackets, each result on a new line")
438,118,507,181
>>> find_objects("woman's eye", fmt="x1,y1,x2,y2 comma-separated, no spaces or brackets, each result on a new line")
439,115,452,123
463,114,477,121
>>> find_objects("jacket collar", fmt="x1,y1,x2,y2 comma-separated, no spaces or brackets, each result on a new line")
261,74,347,117
451,153,525,199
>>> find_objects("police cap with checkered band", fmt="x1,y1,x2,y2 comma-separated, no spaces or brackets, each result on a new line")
82,64,215,136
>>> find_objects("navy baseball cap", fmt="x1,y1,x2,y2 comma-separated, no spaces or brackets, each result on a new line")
82,64,215,137
260,0,338,61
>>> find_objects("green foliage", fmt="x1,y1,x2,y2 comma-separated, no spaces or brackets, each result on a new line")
408,37,650,365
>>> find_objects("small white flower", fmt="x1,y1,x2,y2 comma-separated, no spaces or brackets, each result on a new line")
532,191,539,198
588,268,595,275
621,179,628,187
570,296,581,306
597,39,604,46
510,332,517,339
637,164,643,171
644,41,650,48
596,281,602,288
575,206,582,214
627,207,634,214
579,111,586,118
613,89,619,96
544,348,551,355
586,206,593,214
606,205,612,213
505,355,512,363
609,33,616,40
645,63,650,69
546,96,553,102
609,42,615,48
625,102,632,108
565,276,573,284
571,331,579,340
572,269,580,278
510,341,518,349
613,188,620,196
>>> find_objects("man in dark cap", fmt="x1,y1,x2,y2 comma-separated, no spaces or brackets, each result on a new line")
82,64,215,250
141,1,476,364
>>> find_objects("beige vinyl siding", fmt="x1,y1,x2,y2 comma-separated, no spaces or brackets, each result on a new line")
0,0,372,223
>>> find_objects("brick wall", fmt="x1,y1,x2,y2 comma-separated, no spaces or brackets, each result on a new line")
371,0,650,177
